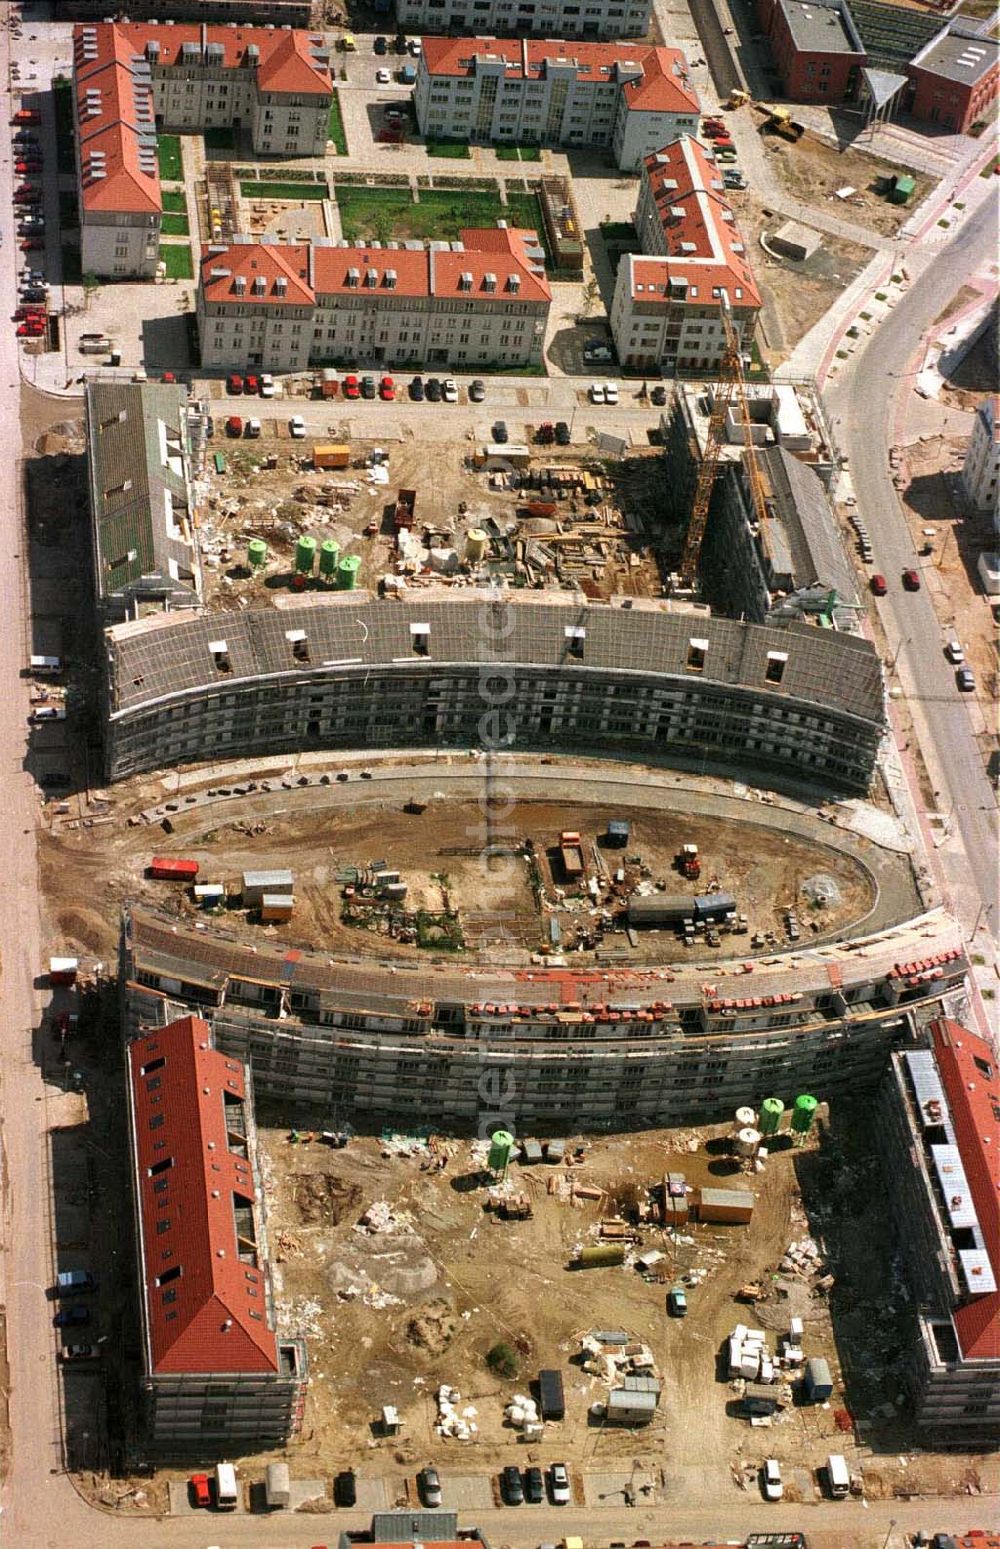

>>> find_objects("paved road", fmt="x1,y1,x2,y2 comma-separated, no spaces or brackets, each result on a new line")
826,190,999,944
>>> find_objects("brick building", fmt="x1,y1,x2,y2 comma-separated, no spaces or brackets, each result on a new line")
74,21,332,278
611,136,760,373
125,1015,307,1451
414,38,700,169
877,1019,1000,1445
196,228,551,373
906,25,1000,133
757,0,864,102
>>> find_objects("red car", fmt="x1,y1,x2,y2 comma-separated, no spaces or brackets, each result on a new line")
20,239,43,251
15,308,46,322
226,373,244,395
870,574,887,596
702,121,726,137
161,370,177,384
226,415,243,437
902,568,921,591
379,374,395,401
17,323,45,336
343,373,360,400
15,161,41,175
189,1473,211,1508
244,373,260,395
12,109,41,126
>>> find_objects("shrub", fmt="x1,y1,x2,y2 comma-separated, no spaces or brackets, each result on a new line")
486,1341,519,1379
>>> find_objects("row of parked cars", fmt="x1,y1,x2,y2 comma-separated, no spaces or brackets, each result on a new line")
50,1269,101,1365
414,1460,571,1508
10,110,49,339
703,114,747,191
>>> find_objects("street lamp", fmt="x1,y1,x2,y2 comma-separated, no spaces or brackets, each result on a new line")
882,1517,897,1549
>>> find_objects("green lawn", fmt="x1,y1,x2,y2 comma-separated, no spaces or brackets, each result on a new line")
54,82,75,173
158,134,183,182
160,213,190,236
203,126,235,150
161,189,187,213
159,243,193,280
338,185,523,243
495,145,541,162
425,139,472,160
239,180,328,200
328,91,347,157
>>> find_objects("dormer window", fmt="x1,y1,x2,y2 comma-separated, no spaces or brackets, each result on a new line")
686,638,707,672
286,629,309,663
410,623,430,656
765,650,787,685
209,640,231,674
564,625,585,659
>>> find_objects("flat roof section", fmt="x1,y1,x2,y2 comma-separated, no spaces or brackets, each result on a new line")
911,24,999,86
778,0,862,55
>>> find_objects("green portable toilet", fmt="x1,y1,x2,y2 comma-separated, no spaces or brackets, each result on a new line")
889,174,915,205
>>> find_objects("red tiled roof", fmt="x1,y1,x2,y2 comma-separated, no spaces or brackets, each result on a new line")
128,1016,280,1376
930,1018,1000,1361
628,136,760,309
114,19,332,93
202,228,551,307
74,24,161,215
421,34,695,102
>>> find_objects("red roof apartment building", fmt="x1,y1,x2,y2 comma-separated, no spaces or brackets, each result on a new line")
877,1019,999,1444
197,228,551,373
126,1015,306,1451
414,38,700,169
611,135,761,373
73,20,332,278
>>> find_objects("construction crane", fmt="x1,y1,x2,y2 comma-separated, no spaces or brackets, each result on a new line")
677,294,769,590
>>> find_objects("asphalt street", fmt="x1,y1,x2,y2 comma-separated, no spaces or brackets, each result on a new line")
826,191,1000,943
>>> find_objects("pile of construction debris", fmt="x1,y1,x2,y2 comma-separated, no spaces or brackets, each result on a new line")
435,1384,479,1441
356,1200,413,1235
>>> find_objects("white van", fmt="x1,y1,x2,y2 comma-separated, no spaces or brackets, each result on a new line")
30,704,66,722
214,1461,238,1510
826,1452,850,1498
30,654,62,675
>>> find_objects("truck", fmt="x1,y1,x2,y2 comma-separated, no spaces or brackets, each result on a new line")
558,830,585,879
314,368,340,398
393,487,417,532
78,335,112,355
313,443,350,470
676,843,700,879
149,856,200,882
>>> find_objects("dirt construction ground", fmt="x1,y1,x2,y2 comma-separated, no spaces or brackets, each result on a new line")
39,793,877,968
760,131,935,237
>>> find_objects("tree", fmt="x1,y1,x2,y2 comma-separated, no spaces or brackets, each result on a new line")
486,1340,519,1379
580,277,600,317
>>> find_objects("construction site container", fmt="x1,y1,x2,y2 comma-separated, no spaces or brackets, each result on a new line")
260,894,294,923
248,539,268,571
606,819,630,847
627,893,696,927
295,535,317,575
265,1461,290,1509
695,1187,754,1225
242,869,293,905
663,1194,689,1227
889,173,915,205
694,891,736,922
537,1367,565,1420
606,1381,659,1424
575,1244,626,1269
193,883,225,909
337,554,361,590
150,857,199,882
316,368,340,397
465,528,488,563
30,654,62,675
545,1138,565,1163
487,1130,515,1174
49,956,79,986
791,1094,818,1135
742,1382,781,1415
759,1097,784,1135
804,1356,833,1401
521,1138,543,1164
478,443,531,467
319,539,341,579
313,443,350,469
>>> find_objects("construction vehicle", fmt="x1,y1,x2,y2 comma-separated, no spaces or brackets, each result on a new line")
558,830,585,880
393,487,416,532
756,102,805,141
727,88,750,108
677,294,769,589
676,843,701,880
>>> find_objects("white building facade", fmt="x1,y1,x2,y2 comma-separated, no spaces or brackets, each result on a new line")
962,394,1000,520
396,0,652,40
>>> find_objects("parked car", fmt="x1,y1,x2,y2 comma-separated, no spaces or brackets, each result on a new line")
225,415,243,438
374,34,388,53
226,373,244,395
343,373,360,399
668,1285,688,1316
245,417,262,439
549,1462,571,1504
583,340,613,363
589,381,606,404
492,420,509,443
604,381,619,405
944,639,964,664
189,1473,211,1508
259,373,275,397
651,384,667,405
376,68,391,84
16,322,44,336
535,422,555,445
379,374,395,401
333,1468,357,1507
244,372,260,395
20,238,43,251
902,567,921,591
554,421,570,445
442,378,458,403
361,375,377,399
523,1465,544,1504
870,573,887,596
12,109,41,125
395,33,409,52
54,1304,90,1328
425,377,442,402
408,37,422,54
956,667,976,692
409,375,424,401
417,1466,442,1507
501,1464,524,1505
60,1344,100,1363
469,378,486,402
289,415,306,438
762,1459,783,1501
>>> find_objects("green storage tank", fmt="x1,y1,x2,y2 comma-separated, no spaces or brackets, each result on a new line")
248,538,268,571
576,1244,626,1269
791,1094,818,1135
336,553,361,590
487,1130,515,1175
319,538,340,579
295,535,317,575
759,1097,784,1136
